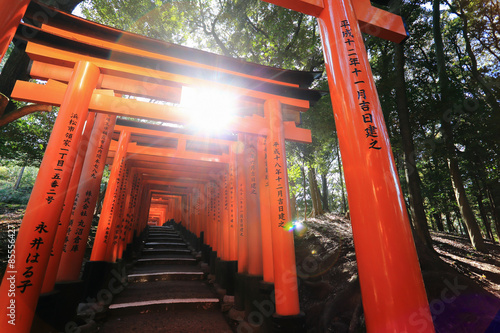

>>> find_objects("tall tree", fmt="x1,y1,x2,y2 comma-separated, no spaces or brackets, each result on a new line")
393,0,434,250
432,0,487,252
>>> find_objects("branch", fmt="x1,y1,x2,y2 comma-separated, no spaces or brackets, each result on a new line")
0,93,8,118
285,14,304,52
0,104,53,127
245,15,269,39
209,14,233,57
475,37,500,63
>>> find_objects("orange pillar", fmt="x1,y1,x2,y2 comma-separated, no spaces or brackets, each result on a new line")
0,61,100,332
317,1,434,331
56,114,116,282
123,171,140,246
41,112,96,293
199,185,208,242
0,0,30,60
210,182,219,252
106,160,130,261
236,136,248,274
244,135,263,276
90,130,131,262
206,184,214,248
112,164,133,261
228,147,238,261
221,170,230,261
130,176,145,240
265,99,300,316
258,136,274,283
216,182,223,258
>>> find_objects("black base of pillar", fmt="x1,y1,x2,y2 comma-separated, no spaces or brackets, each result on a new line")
245,275,275,333
234,272,247,311
225,260,238,296
81,261,114,300
215,259,238,295
33,280,85,331
259,280,275,295
215,257,223,286
244,275,264,316
209,251,218,275
201,244,212,263
272,312,306,333
122,243,134,262
81,260,128,300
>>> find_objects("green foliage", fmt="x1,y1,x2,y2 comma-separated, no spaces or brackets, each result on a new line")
80,0,324,71
0,164,40,205
0,107,56,166
365,0,500,236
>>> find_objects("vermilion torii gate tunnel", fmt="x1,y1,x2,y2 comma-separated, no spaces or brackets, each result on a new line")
0,0,436,332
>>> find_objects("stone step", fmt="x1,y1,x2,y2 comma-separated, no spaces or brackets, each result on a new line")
128,271,204,283
144,242,188,249
147,236,183,242
135,258,197,266
108,280,220,315
142,248,191,255
102,303,233,333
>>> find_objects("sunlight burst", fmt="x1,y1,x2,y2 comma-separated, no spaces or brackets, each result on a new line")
180,86,236,132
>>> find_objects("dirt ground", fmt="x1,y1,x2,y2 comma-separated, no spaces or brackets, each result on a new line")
294,213,500,333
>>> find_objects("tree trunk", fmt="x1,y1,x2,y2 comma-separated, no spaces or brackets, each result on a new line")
321,173,329,212
301,164,307,220
394,33,434,250
445,212,455,233
13,165,25,190
432,0,487,252
433,213,445,232
487,186,500,241
290,194,297,220
308,166,324,217
460,15,500,116
475,180,495,242
336,145,347,214
307,167,316,216
457,219,464,235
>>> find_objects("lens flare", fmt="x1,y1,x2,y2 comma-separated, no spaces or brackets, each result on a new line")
180,86,236,132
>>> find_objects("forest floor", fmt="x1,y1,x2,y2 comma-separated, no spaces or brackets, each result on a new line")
294,213,500,333
1,207,500,332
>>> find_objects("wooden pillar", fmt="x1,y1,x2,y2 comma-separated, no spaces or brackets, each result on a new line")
210,182,219,252
113,164,133,261
122,170,137,245
216,181,223,258
228,147,238,261
258,136,274,283
56,114,116,282
236,137,248,274
0,61,100,332
221,170,230,261
90,130,131,262
244,135,263,276
265,99,300,316
0,0,30,60
131,176,145,238
317,0,434,331
41,112,96,293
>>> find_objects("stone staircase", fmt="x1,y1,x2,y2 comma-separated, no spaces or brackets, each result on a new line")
99,225,233,332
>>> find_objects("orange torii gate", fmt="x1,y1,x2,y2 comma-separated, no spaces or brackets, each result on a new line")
0,1,435,333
